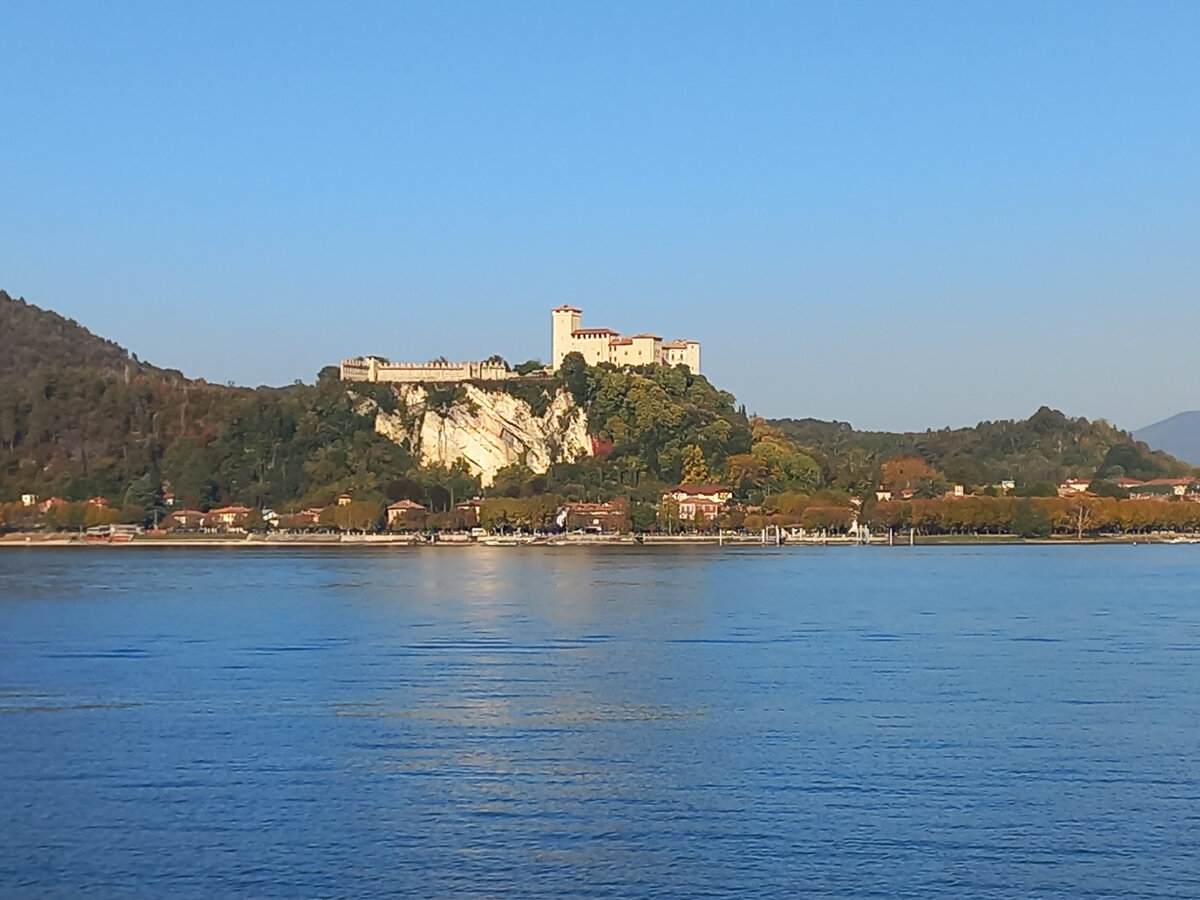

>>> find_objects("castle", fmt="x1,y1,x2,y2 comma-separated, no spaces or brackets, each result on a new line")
340,306,701,383
551,306,701,372
339,357,508,384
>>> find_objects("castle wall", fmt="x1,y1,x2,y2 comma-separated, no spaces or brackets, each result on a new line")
341,306,702,384
341,358,509,383
569,333,613,367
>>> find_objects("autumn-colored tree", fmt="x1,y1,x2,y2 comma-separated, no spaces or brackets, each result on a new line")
880,457,941,492
864,500,904,531
726,453,767,491
764,491,812,526
800,505,854,533
321,499,381,532
85,505,120,528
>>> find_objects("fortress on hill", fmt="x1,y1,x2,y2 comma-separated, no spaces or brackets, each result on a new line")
340,307,701,383
551,306,700,372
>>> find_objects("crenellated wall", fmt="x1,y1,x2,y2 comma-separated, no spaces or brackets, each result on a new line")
341,357,510,383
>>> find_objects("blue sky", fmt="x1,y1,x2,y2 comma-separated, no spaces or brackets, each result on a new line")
3,1,1198,432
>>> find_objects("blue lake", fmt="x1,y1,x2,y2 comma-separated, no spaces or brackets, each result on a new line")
2,545,1199,898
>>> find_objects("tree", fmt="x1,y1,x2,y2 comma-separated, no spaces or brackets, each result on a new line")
559,352,589,405
123,472,161,512
680,444,710,484
746,420,821,493
881,457,940,492
1013,499,1052,538
630,501,658,533
727,453,767,493
865,500,904,531
118,505,147,526
658,497,681,534
323,500,381,532
801,505,854,533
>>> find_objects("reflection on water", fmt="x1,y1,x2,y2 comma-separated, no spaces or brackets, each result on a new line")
2,545,1200,898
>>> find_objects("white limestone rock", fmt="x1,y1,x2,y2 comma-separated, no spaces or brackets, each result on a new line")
372,383,592,486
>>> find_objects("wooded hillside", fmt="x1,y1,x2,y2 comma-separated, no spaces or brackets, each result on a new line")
770,408,1191,493
1,291,1193,523
0,290,146,382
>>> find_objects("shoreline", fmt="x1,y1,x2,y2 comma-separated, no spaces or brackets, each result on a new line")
1,533,1197,549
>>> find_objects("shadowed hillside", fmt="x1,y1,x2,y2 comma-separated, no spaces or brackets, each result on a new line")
0,290,149,381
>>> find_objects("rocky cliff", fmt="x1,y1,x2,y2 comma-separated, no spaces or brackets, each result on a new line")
370,383,592,486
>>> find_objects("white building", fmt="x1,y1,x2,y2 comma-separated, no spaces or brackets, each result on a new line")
342,306,702,384
341,357,509,384
551,306,701,373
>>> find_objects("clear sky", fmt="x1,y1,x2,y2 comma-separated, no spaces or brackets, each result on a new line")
3,1,1198,432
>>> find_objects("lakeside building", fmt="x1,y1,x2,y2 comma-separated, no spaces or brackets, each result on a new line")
662,484,733,522
203,505,252,530
386,499,428,530
551,306,701,372
556,499,631,533
163,509,205,531
1058,478,1092,497
1126,477,1199,500
1055,475,1200,500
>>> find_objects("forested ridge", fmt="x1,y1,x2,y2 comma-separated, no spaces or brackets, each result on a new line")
1,291,1192,528
771,409,1192,496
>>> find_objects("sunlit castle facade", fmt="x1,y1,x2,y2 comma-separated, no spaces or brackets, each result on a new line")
551,306,701,373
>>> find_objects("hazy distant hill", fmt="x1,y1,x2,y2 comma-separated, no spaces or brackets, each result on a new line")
1135,412,1200,467
0,290,147,381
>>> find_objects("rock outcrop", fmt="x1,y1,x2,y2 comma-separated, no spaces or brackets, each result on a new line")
371,383,592,486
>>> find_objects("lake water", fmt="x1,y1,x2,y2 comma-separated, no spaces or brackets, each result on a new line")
1,545,1199,898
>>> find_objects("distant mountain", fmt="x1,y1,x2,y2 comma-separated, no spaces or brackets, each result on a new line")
0,290,147,381
1134,412,1200,467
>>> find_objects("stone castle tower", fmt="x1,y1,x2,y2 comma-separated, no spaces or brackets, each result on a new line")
550,305,700,373
551,305,583,369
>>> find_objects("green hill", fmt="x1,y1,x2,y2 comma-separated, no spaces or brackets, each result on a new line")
0,290,148,382
2,291,1194,522
770,407,1193,492
0,294,754,513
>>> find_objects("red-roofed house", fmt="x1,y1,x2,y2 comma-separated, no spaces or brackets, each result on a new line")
1129,477,1198,499
203,506,252,530
558,499,631,533
1057,478,1092,497
386,499,428,530
662,485,733,522
163,509,205,531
